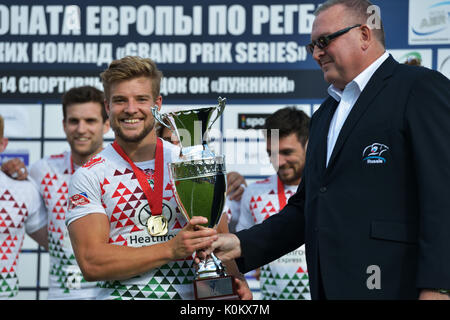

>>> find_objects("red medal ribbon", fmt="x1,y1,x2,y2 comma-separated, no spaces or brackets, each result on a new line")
70,155,75,175
277,176,287,210
112,138,164,216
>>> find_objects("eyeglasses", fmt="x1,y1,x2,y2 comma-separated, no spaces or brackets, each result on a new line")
307,24,361,54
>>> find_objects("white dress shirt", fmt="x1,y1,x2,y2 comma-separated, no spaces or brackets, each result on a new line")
326,51,389,166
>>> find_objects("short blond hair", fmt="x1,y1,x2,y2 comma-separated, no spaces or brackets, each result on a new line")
100,56,163,101
0,115,4,139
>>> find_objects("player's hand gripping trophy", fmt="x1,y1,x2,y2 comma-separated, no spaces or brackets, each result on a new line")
152,97,239,300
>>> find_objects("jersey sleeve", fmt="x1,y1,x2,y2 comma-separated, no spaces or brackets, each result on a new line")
66,166,105,227
24,179,48,234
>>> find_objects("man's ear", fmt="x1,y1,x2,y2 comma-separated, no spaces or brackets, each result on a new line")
0,137,9,153
62,118,68,136
360,25,373,51
104,98,111,115
103,119,110,135
154,95,163,111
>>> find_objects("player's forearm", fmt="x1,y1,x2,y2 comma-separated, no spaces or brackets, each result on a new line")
68,213,176,281
68,214,216,281
28,226,49,251
73,241,174,281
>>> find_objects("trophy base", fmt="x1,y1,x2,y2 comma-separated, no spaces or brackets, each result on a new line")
193,275,240,300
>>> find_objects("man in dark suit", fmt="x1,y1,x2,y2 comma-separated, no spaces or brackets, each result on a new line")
206,0,450,299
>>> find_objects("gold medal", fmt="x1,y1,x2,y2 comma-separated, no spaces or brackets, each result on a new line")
147,215,168,236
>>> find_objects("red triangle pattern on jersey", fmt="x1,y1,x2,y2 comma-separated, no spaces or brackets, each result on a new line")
109,234,127,246
40,173,59,206
57,182,68,194
1,187,31,287
261,201,279,220
0,233,19,262
100,178,110,209
48,220,64,240
172,218,183,230
173,206,187,229
51,179,69,221
109,182,141,234
113,168,136,180
101,178,110,196
0,191,28,231
163,182,175,201
0,190,12,202
249,195,263,223
296,266,308,273
104,177,181,245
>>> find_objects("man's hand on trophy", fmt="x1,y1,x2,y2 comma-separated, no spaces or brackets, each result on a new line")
197,233,242,263
168,216,218,260
226,171,246,201
1,158,28,180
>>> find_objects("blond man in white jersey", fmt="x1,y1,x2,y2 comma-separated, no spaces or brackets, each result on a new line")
66,56,251,300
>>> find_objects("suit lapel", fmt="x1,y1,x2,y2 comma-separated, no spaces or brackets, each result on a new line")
325,55,398,172
317,99,339,173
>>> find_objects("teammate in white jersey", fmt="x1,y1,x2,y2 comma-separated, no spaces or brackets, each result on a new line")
234,107,311,299
30,86,110,299
0,115,48,299
66,56,251,300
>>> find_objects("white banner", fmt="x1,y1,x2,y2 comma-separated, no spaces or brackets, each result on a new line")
409,0,450,45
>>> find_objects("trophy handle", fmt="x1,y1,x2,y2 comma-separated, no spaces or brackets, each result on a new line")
152,106,175,132
210,252,225,276
207,97,226,131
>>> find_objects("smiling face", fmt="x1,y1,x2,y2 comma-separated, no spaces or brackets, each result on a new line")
63,101,109,163
267,133,307,186
311,4,364,90
105,76,162,145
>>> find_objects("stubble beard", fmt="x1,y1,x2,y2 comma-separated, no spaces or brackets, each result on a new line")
278,166,303,186
112,119,155,143
69,139,103,160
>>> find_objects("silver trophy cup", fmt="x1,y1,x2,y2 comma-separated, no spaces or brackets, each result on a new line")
152,97,238,300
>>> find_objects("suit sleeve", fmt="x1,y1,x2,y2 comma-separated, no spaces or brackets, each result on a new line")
406,69,450,290
234,178,306,273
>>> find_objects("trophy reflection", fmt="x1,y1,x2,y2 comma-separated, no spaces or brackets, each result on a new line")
152,97,239,300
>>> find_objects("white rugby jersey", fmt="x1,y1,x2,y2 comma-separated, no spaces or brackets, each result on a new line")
0,171,47,299
236,174,310,300
222,196,241,233
30,151,100,299
66,140,196,300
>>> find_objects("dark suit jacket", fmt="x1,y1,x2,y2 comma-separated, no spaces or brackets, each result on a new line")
235,55,450,299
